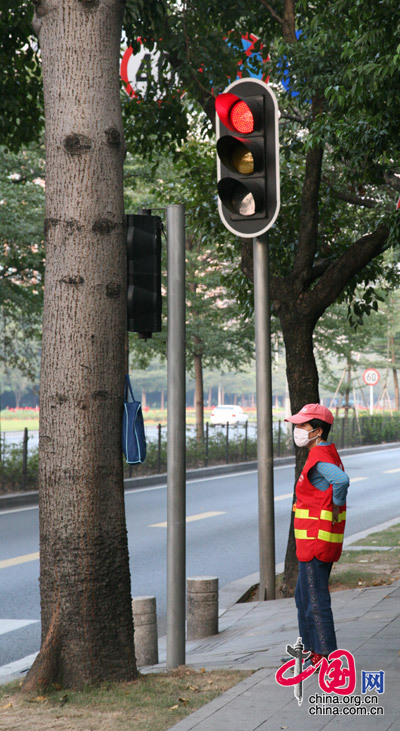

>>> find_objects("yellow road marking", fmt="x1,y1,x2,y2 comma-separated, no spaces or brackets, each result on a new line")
0,552,39,570
383,468,400,474
149,511,226,528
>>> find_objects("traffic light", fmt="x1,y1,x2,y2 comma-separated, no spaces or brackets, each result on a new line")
126,212,162,338
215,78,279,238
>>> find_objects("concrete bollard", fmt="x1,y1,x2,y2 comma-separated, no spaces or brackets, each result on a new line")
131,596,159,666
187,576,218,640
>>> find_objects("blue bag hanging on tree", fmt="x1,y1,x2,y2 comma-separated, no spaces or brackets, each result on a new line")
122,375,147,464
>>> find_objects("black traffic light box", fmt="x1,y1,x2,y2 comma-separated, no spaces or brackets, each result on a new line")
126,213,162,338
215,77,280,238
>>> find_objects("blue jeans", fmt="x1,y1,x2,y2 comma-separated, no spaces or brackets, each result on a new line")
295,558,337,655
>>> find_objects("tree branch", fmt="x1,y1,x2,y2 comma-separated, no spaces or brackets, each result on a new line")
323,177,378,207
308,224,389,316
258,0,283,25
280,111,307,125
282,0,297,43
309,258,331,282
292,146,324,283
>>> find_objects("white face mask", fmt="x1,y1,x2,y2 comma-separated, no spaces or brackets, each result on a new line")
293,426,319,448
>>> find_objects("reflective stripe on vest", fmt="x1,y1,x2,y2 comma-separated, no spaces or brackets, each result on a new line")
295,508,318,520
294,529,315,540
318,530,344,543
320,509,346,523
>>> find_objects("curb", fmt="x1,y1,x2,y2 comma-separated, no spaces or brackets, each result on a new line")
218,513,400,613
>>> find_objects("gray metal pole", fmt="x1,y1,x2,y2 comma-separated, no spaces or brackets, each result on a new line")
253,234,276,600
166,204,186,668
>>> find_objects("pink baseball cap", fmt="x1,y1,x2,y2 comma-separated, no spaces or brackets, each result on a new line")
284,403,334,425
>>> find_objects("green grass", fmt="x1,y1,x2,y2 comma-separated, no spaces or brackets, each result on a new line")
352,523,400,547
0,419,39,432
0,668,253,731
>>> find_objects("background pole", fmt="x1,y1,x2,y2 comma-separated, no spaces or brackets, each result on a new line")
166,204,186,667
253,234,276,600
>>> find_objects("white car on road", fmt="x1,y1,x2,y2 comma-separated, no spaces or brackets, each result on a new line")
209,405,249,426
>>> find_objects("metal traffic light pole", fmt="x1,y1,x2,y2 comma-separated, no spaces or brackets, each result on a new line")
166,204,186,668
214,78,279,602
253,233,276,601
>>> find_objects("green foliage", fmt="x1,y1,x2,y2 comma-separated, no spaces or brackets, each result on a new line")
124,139,256,375
0,3,43,149
0,143,45,376
122,0,400,331
0,440,38,493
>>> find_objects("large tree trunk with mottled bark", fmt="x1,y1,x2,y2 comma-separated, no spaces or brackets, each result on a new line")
24,0,137,690
279,311,320,595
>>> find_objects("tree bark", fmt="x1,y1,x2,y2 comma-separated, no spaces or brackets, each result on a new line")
279,311,320,596
25,0,137,690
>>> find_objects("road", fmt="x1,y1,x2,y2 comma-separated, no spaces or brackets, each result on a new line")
1,445,400,670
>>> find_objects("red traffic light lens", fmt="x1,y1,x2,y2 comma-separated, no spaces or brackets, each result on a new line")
230,101,254,134
216,92,259,134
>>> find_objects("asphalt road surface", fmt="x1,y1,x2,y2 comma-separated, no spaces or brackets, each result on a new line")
1,445,400,670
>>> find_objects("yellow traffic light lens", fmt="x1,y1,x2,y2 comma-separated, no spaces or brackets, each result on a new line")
231,186,255,216
231,147,254,174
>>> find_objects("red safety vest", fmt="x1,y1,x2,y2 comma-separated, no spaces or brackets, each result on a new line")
294,443,346,563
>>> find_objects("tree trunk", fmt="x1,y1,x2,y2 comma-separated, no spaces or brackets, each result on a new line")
14,387,23,409
279,313,320,596
193,344,204,442
25,0,137,690
391,335,399,411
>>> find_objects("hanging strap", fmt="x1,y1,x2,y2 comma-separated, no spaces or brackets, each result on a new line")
124,374,136,403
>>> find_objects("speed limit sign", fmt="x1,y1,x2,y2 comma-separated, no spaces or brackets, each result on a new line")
363,368,380,386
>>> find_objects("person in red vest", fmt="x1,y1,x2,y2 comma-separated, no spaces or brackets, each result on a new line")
285,403,350,668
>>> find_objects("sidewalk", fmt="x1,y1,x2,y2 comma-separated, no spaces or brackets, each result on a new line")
152,579,399,730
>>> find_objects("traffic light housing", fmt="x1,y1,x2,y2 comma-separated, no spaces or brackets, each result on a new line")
215,78,279,238
126,213,162,338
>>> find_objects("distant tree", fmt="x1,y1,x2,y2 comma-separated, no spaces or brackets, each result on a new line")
0,3,43,149
0,144,45,376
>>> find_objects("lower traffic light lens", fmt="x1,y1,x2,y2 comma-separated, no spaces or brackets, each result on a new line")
218,178,263,217
230,101,254,134
231,184,256,216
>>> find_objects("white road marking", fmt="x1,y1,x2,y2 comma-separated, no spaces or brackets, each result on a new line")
382,468,400,474
0,619,39,636
0,552,39,570
150,511,226,528
348,477,368,483
0,505,38,516
274,492,293,501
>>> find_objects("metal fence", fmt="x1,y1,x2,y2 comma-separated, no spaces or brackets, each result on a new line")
2,415,400,492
